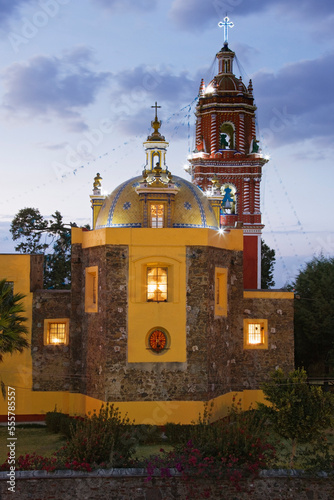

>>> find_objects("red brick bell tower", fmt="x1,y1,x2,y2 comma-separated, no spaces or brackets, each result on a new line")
188,25,268,289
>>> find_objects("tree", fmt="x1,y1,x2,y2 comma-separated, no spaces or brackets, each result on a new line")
0,279,29,362
258,368,334,468
10,208,77,289
10,207,48,254
43,211,73,289
293,255,334,374
261,239,275,289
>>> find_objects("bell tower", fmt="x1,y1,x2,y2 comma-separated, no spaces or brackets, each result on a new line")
188,18,268,289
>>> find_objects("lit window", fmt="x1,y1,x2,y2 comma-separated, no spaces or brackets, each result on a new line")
243,319,268,349
215,268,227,316
150,204,164,228
147,267,167,302
85,266,98,313
44,319,69,345
248,323,263,344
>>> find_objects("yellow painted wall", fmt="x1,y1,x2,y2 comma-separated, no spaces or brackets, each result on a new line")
72,226,244,252
244,290,294,299
128,252,186,363
2,388,267,424
0,229,248,420
72,227,243,364
0,255,34,416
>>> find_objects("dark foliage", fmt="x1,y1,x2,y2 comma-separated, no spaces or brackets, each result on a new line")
293,256,334,374
261,239,275,289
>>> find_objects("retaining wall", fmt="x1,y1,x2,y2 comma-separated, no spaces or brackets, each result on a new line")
1,469,333,500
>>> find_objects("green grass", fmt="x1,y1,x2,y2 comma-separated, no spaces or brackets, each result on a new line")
134,444,173,460
0,426,67,464
0,426,333,470
0,427,172,465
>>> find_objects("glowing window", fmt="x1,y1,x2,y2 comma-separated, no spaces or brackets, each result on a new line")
243,319,268,349
150,204,164,228
147,267,167,302
248,323,263,344
44,319,69,345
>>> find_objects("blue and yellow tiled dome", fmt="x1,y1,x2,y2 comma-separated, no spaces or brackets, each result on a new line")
95,175,218,229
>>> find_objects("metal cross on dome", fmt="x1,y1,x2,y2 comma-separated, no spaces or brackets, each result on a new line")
218,16,234,43
151,101,161,120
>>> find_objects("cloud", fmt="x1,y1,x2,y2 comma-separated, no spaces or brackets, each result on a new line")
112,65,197,103
254,52,334,147
169,0,334,32
1,48,110,130
110,51,334,148
108,64,199,137
36,142,68,151
0,0,33,28
91,0,157,12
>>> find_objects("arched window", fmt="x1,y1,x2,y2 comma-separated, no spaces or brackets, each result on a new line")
152,151,160,169
147,267,168,302
219,122,235,150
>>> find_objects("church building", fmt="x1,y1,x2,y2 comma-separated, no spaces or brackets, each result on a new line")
0,27,294,424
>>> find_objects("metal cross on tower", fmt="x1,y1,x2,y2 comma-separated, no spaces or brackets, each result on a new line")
218,16,234,43
151,101,161,120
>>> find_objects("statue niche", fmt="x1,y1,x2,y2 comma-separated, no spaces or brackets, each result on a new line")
219,122,235,150
221,184,236,214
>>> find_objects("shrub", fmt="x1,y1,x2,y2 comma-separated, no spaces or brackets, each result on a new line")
45,408,67,434
164,423,194,444
258,368,334,467
146,399,276,496
45,408,82,439
59,403,135,465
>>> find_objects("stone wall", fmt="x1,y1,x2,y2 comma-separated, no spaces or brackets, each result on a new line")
30,240,294,406
83,244,248,403
186,245,244,399
242,296,295,387
77,244,129,401
70,242,85,393
29,254,44,291
32,290,72,391
1,470,333,500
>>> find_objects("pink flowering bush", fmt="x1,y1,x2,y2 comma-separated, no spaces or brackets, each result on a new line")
0,452,92,473
146,399,277,497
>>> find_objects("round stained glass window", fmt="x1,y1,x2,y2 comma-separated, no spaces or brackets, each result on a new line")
149,329,167,353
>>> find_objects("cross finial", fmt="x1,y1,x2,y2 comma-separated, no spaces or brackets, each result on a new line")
149,102,164,139
151,101,161,121
218,16,234,44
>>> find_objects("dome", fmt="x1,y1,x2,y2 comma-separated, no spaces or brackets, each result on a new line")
95,175,218,229
216,74,247,93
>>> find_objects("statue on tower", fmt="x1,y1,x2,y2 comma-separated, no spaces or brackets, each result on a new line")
220,133,229,149
251,138,260,154
93,173,102,194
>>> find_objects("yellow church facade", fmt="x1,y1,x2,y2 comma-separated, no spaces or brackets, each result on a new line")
0,114,294,425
